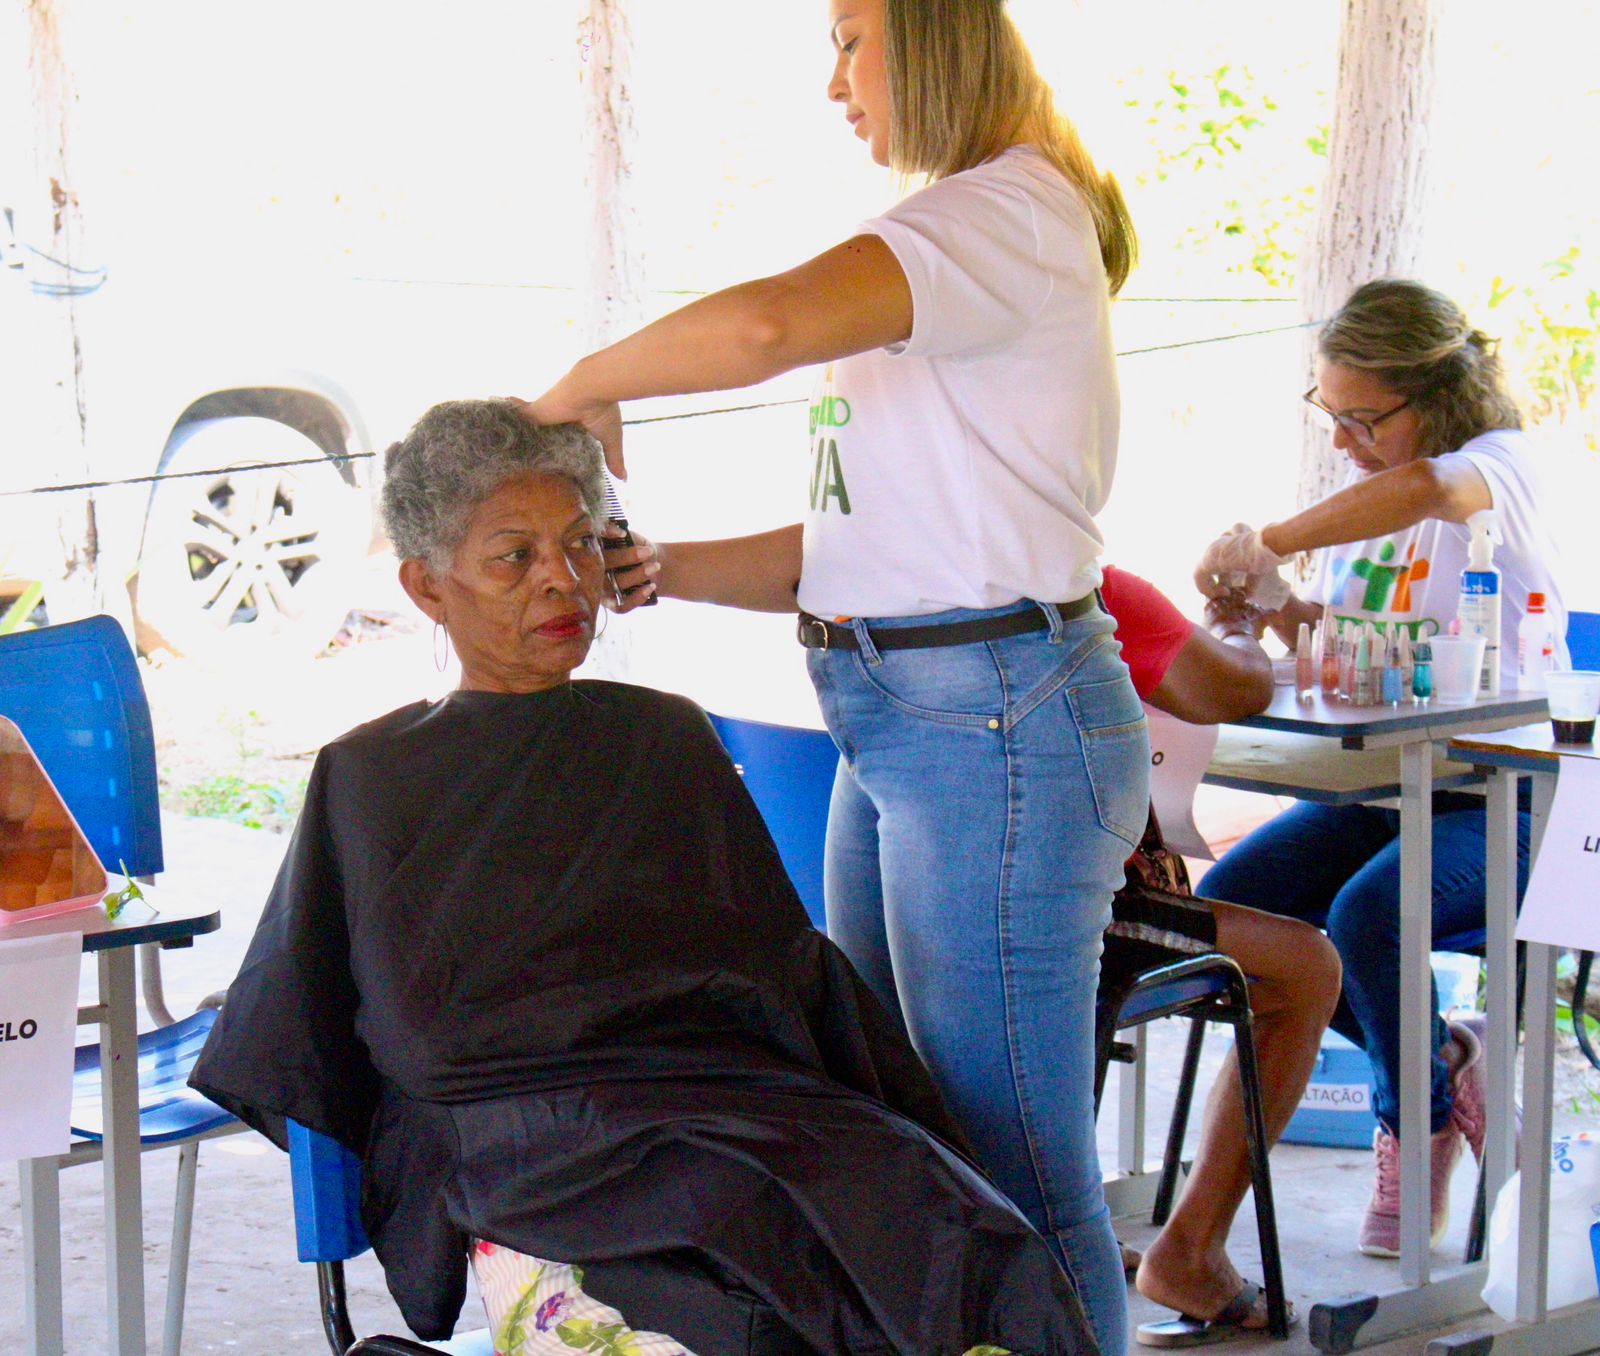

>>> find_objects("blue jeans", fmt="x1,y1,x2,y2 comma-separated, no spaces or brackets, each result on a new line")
808,599,1148,1356
1200,798,1532,1135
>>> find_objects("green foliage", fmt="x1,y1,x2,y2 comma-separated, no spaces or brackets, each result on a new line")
1126,67,1272,177
103,860,156,922
1119,65,1328,292
1486,248,1600,447
175,773,307,832
0,581,45,635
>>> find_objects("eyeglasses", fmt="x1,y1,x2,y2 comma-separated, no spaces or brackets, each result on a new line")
1302,387,1414,448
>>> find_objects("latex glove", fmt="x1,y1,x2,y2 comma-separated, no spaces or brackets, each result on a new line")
1194,523,1289,599
1247,568,1293,613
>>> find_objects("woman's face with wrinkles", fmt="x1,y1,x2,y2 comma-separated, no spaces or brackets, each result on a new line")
401,472,605,693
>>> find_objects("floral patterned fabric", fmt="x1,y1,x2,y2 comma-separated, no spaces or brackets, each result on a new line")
473,1241,690,1355
472,1240,1013,1356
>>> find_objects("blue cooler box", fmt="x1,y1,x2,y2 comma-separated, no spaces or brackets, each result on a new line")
1281,1030,1377,1149
1278,958,1481,1149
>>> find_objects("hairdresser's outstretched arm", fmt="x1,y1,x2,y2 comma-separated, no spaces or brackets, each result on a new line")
1259,457,1491,558
522,238,912,476
605,524,802,614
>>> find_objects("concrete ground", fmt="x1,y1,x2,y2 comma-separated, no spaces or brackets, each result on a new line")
3,809,1598,1355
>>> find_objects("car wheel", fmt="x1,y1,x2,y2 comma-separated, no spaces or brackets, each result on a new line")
133,417,367,659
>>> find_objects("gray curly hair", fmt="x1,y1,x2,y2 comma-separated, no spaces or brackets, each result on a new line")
380,400,607,570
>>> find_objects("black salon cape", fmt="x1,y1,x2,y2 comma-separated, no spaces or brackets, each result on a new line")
190,682,1096,1355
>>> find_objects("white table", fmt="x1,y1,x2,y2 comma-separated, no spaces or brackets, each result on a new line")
1205,687,1543,1353
6,890,220,1356
1426,725,1600,1356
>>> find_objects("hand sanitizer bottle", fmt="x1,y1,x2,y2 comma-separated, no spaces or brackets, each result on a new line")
1457,511,1502,698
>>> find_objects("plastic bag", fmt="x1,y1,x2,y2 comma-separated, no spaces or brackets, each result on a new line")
1482,1132,1600,1319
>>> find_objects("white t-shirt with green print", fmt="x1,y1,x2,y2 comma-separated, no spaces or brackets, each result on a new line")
1307,429,1569,685
797,144,1119,619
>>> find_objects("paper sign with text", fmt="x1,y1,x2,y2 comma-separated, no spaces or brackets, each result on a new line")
0,932,80,1162
1516,756,1600,951
1144,706,1220,862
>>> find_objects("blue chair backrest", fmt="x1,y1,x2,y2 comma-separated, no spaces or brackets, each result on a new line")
707,713,837,932
0,615,163,877
1567,609,1600,671
288,1119,371,1263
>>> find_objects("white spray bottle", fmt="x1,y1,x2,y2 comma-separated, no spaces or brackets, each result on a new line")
1457,510,1502,697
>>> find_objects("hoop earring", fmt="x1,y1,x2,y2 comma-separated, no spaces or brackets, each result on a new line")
593,607,609,642
433,621,450,672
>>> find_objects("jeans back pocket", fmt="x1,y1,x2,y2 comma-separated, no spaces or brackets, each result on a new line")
1069,675,1150,848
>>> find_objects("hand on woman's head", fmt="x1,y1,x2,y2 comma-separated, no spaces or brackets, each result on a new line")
514,393,627,480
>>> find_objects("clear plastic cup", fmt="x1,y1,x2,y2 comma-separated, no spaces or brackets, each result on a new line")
1429,634,1487,704
1544,669,1600,744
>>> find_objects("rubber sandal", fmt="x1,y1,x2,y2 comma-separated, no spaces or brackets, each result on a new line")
1135,1280,1292,1348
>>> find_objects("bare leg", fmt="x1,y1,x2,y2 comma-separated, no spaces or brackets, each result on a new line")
1136,902,1341,1322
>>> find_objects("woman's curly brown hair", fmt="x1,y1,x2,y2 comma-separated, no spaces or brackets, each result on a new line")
1318,279,1523,456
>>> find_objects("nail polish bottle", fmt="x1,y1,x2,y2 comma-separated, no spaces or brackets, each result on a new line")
1412,639,1434,703
1380,631,1404,704
1340,621,1358,699
1296,623,1316,701
1319,612,1340,696
1354,628,1375,705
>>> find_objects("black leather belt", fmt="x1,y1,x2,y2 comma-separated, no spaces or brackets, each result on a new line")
796,595,1098,652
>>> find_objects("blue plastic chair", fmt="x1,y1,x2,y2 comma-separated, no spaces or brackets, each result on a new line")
706,712,837,931
1,614,240,1356
1566,608,1600,670
286,1121,493,1354
1095,950,1290,1338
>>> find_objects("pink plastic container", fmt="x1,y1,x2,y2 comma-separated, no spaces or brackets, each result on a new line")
0,715,109,926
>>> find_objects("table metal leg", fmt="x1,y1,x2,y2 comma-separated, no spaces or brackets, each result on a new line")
1310,1265,1487,1353
1399,738,1435,1287
1517,939,1557,1324
99,947,146,1356
1515,774,1556,1325
1426,1297,1600,1355
1483,771,1520,1221
1118,1024,1148,1176
19,1156,64,1356
1307,740,1484,1355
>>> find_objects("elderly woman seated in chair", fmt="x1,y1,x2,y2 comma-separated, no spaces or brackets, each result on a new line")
190,400,1096,1356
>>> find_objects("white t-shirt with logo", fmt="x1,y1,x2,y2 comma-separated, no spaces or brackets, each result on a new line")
797,145,1118,619
1308,429,1569,683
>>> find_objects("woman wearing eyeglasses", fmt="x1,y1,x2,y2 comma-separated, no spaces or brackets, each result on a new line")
1189,278,1567,1259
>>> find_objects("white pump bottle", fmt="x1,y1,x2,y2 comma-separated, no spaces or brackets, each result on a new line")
1457,510,1502,697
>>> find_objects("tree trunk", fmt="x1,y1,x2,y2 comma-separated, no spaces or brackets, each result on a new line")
579,0,644,679
26,0,102,622
1297,0,1440,515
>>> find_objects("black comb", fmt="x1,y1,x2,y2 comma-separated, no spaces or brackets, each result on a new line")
603,475,657,606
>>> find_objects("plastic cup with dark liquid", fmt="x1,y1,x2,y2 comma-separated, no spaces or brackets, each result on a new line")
1543,670,1600,744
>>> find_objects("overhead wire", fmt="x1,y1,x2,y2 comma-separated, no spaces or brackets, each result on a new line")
0,315,1321,499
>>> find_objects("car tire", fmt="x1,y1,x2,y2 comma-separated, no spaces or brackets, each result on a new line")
132,417,367,659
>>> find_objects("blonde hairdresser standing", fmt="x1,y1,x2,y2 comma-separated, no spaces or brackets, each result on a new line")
526,4,1141,1347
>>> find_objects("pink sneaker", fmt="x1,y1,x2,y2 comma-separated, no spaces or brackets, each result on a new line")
1447,1015,1487,1162
1358,1123,1463,1258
